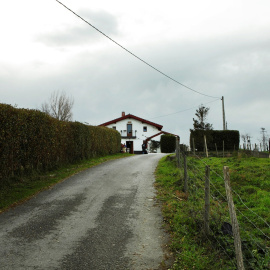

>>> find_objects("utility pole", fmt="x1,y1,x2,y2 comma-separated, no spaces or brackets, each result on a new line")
222,96,226,130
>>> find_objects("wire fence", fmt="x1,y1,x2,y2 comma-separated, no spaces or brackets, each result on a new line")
175,149,270,270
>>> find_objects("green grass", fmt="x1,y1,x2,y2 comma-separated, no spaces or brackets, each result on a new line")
0,153,132,213
155,154,270,269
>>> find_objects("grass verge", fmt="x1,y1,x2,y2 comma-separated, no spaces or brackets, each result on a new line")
0,153,132,213
155,155,260,269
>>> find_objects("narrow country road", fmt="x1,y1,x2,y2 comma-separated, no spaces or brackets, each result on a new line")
0,154,170,270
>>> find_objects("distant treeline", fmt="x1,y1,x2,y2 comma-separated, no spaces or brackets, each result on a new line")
0,104,121,180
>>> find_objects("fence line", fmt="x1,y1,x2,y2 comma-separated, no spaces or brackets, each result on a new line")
190,136,270,159
193,153,270,232
232,189,270,229
175,150,270,269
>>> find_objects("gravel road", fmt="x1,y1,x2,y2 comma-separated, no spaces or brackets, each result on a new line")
0,154,170,270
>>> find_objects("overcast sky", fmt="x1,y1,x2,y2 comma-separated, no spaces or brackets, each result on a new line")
1,0,270,146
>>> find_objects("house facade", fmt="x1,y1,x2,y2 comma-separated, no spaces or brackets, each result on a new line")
99,112,177,154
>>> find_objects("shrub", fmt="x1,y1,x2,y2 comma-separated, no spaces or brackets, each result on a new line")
160,134,176,153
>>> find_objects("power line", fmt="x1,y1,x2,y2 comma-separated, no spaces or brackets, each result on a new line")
55,0,221,99
150,98,220,119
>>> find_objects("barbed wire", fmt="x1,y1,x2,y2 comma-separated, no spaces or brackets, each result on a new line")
241,225,268,254
208,227,237,269
235,207,270,241
232,189,270,229
187,159,236,255
178,152,270,268
191,152,270,232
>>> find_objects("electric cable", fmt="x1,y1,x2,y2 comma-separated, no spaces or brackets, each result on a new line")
55,0,221,99
150,98,220,119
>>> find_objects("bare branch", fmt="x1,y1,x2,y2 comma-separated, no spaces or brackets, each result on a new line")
41,90,74,121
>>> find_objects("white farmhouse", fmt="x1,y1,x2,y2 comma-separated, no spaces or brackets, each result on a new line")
99,112,178,154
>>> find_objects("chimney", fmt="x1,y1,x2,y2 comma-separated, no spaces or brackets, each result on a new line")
122,112,125,117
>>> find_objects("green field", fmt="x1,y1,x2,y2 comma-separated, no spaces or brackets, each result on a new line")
155,154,270,269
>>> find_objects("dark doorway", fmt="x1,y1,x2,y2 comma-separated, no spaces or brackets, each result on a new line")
126,141,134,154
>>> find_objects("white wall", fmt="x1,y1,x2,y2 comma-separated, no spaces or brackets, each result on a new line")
105,118,161,152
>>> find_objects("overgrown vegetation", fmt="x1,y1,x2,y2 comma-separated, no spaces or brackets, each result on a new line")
0,153,131,213
155,154,270,269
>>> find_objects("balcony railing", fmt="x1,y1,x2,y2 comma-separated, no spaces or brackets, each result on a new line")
120,130,137,139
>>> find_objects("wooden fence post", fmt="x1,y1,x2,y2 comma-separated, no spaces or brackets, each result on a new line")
176,137,180,168
223,166,245,270
215,143,218,157
204,165,210,235
204,135,208,158
183,153,188,193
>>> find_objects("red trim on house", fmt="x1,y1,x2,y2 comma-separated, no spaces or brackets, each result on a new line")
145,131,179,144
99,113,163,130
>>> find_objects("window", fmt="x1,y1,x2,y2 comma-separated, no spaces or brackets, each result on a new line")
143,126,147,132
112,126,116,130
127,124,132,137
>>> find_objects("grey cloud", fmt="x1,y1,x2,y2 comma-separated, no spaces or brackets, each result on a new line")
79,9,119,35
36,10,119,47
2,28,270,144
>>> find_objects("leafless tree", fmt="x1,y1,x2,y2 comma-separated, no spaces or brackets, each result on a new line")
241,133,251,150
41,90,74,121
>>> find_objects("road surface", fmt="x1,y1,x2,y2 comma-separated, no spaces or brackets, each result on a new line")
0,154,170,270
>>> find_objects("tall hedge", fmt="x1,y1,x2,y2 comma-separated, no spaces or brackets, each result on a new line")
160,134,176,153
0,104,121,180
190,130,240,151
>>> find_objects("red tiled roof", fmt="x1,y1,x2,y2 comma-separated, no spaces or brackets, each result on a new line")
99,113,163,130
145,131,179,142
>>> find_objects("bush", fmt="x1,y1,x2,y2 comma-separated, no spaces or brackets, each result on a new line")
160,134,176,153
150,140,160,152
0,104,121,181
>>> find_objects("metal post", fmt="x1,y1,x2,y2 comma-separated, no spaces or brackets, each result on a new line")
176,137,180,168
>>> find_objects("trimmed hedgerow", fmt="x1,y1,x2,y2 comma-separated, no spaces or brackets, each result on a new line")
160,134,176,153
190,130,240,152
0,104,121,181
